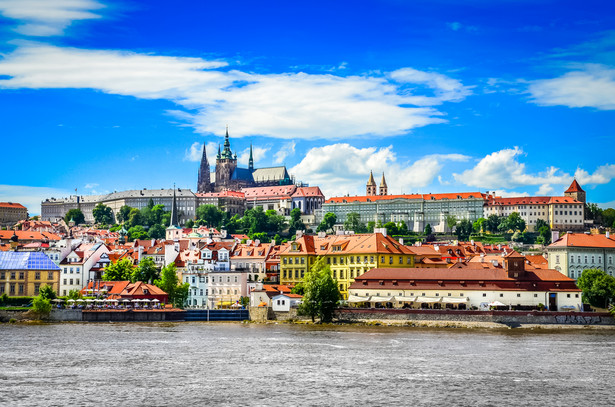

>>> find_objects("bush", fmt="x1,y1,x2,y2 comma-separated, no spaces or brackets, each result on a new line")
32,296,52,316
0,296,34,306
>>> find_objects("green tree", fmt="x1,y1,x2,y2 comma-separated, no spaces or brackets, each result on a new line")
343,212,366,233
242,207,268,234
67,289,82,300
132,257,159,283
289,208,306,235
126,208,144,229
148,223,166,239
128,225,148,242
250,232,271,243
397,220,408,235
317,212,337,233
92,203,114,225
535,218,551,245
473,217,486,234
184,219,194,228
485,214,501,234
32,296,52,316
423,223,432,235
64,209,85,225
585,203,603,223
455,219,473,241
147,198,155,210
265,209,287,234
577,268,615,309
154,262,189,308
298,257,341,323
291,282,305,295
102,258,136,281
196,204,225,228
602,208,615,228
38,284,57,300
366,221,376,233
446,215,458,234
384,222,398,236
224,214,242,234
507,212,526,232
116,205,133,224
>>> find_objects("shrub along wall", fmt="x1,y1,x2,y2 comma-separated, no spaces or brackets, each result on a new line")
0,296,34,307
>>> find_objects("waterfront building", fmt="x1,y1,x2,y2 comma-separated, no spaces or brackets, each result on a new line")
546,232,615,279
272,293,303,312
58,242,109,296
484,180,586,231
81,280,168,303
249,283,293,307
279,232,415,299
0,202,28,227
242,185,325,216
348,251,581,311
0,251,61,297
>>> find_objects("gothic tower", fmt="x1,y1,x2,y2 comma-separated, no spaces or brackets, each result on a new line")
215,126,238,191
366,171,377,196
197,142,212,193
249,143,254,172
379,173,388,196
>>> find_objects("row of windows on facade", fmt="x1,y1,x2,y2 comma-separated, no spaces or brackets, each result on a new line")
1,271,55,280
186,275,242,284
283,268,366,280
63,267,81,274
63,278,80,286
283,255,411,266
556,255,613,264
568,269,613,278
0,283,44,295
360,291,580,299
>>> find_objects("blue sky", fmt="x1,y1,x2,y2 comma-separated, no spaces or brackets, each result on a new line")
0,0,614,215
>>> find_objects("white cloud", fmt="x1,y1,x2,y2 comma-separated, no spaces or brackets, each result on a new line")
0,43,471,140
454,147,615,194
274,141,296,164
184,142,202,162
528,64,615,110
0,184,72,216
84,183,98,189
491,190,530,198
290,143,469,198
238,146,269,166
0,0,105,36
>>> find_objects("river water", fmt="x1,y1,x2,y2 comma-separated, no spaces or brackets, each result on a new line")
1,322,614,406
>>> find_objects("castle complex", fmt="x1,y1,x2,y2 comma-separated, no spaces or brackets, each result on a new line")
197,128,293,193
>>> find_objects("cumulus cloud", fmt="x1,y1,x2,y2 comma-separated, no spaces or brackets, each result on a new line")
454,147,615,193
184,142,202,162
0,43,471,140
274,141,296,164
238,146,269,166
0,184,72,216
84,183,98,189
0,0,105,36
290,143,469,198
528,64,615,110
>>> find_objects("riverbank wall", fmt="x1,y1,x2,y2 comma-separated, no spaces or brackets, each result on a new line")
336,308,615,325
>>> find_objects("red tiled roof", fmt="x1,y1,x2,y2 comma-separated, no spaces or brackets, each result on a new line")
326,192,486,204
487,196,581,206
565,179,584,193
0,202,27,209
549,233,615,249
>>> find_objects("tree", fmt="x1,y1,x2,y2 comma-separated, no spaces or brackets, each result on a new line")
485,214,501,234
507,212,526,232
128,225,148,242
366,221,376,233
38,284,57,300
473,218,486,234
148,223,166,239
132,257,159,283
265,209,287,234
32,296,52,316
446,215,458,234
317,212,337,233
196,204,225,228
126,208,144,229
535,219,551,245
224,214,242,234
343,212,366,233
602,208,615,228
298,257,341,323
397,220,409,235
577,268,615,309
154,262,189,307
92,203,114,225
64,209,85,225
455,219,473,241
184,219,194,228
242,207,268,234
67,289,82,300
102,258,136,281
384,222,398,236
423,223,432,235
116,205,133,224
250,232,271,243
289,208,306,235
291,282,305,295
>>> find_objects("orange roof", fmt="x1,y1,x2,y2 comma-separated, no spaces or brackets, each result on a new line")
0,230,61,241
326,192,486,204
281,233,415,256
243,185,296,199
292,186,324,197
565,179,584,193
196,190,245,198
0,202,27,209
549,233,615,249
488,196,581,206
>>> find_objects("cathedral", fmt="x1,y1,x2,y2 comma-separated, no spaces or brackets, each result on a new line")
197,128,294,193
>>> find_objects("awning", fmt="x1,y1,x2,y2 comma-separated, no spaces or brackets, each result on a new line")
414,296,442,303
347,294,371,303
442,297,469,304
369,296,394,303
393,296,416,302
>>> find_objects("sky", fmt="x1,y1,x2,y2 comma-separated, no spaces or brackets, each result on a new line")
0,0,614,216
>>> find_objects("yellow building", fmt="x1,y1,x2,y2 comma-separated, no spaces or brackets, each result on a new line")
279,233,415,299
0,252,61,297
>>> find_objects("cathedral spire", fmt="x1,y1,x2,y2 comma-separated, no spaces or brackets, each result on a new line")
249,143,254,172
366,171,376,196
197,142,212,193
379,173,388,196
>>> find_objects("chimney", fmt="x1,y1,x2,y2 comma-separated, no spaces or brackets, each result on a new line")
398,237,404,245
480,253,485,263
492,260,499,267
551,230,560,243
606,231,610,239
296,230,303,239
254,239,260,247
318,231,326,238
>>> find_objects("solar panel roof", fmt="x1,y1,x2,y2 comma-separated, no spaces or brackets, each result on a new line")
0,252,60,271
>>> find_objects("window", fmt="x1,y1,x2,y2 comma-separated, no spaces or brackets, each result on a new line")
0,272,4,279
70,267,73,274
19,272,25,279
534,294,538,298
34,284,40,295
76,279,80,285
48,272,53,280
10,284,15,294
63,279,67,285
35,272,41,280
69,279,73,285
517,293,521,297
482,293,486,297
567,294,571,298
381,256,385,263
18,284,24,294
499,293,504,297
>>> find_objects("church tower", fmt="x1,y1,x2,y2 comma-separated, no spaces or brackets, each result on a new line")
197,142,212,193
366,171,377,196
249,143,254,172
379,173,388,196
215,126,238,191
564,179,586,204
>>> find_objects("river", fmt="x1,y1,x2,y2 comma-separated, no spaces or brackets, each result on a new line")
1,322,614,406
